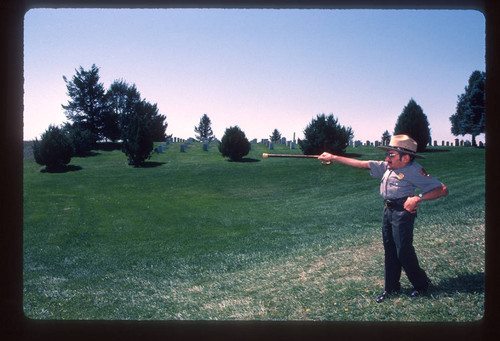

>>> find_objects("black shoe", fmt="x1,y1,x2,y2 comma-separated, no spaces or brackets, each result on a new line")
376,291,391,303
410,290,421,298
410,280,431,298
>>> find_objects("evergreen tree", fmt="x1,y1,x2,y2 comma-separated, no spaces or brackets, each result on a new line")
122,110,154,167
381,130,391,145
33,125,74,171
139,100,167,142
269,129,282,143
194,114,214,142
105,80,142,141
62,64,106,145
450,70,485,146
394,99,431,152
105,80,167,142
218,126,251,161
298,114,353,155
100,108,121,142
62,122,93,156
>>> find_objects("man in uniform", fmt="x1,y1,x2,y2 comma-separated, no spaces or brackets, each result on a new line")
318,135,448,303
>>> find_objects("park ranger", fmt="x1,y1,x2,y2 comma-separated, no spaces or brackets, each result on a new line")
318,135,448,303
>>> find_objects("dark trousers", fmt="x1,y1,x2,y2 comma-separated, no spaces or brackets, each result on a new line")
382,207,429,292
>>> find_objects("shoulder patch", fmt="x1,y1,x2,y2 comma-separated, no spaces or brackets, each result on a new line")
420,168,430,177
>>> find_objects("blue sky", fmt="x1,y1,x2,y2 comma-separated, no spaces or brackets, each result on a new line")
23,8,485,143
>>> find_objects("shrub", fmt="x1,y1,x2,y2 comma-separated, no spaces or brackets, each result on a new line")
218,126,251,161
63,123,93,156
33,125,74,171
298,114,353,155
122,112,153,167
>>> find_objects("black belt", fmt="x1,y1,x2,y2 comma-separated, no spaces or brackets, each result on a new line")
384,197,409,211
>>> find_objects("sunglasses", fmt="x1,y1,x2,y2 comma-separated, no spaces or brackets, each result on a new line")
386,152,399,158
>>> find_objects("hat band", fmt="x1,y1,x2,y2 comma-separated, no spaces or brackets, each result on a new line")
388,145,417,154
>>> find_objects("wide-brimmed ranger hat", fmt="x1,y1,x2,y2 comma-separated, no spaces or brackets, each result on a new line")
378,134,424,159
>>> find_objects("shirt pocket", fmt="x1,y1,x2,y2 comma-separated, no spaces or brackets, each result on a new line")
389,181,404,188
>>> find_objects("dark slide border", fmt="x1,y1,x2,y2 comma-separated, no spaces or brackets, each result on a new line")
2,1,499,340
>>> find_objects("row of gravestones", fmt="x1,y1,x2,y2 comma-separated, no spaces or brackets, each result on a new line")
157,139,213,153
261,141,296,150
157,136,483,153
353,139,482,148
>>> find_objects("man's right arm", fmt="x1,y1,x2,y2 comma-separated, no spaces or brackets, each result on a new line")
318,152,371,169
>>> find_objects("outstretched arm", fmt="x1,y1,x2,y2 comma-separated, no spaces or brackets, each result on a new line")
318,152,371,169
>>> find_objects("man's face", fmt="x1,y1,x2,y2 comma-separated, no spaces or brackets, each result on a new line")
385,151,409,170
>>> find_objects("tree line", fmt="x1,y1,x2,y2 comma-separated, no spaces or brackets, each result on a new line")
296,69,484,156
33,66,484,170
34,64,169,169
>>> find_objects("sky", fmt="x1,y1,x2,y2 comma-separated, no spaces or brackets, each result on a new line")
23,8,486,144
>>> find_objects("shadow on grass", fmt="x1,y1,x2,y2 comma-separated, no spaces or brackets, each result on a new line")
437,272,484,294
422,149,451,153
40,165,83,173
227,158,260,163
75,151,101,157
139,161,167,168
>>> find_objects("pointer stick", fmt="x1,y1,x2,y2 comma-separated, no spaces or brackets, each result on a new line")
262,153,320,159
262,153,331,165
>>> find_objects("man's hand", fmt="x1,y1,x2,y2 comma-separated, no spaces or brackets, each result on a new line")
318,152,336,165
404,185,449,213
404,196,421,214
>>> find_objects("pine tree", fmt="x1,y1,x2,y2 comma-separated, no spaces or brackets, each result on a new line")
139,100,167,142
194,114,214,142
269,129,282,143
105,80,142,141
381,130,391,146
298,114,353,155
394,99,431,152
450,70,485,146
62,64,107,146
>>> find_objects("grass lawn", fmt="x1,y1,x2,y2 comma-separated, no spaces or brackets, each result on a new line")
23,142,485,321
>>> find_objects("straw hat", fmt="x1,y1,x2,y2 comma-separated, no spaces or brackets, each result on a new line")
378,135,424,159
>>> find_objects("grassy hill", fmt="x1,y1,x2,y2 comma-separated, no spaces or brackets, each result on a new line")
22,142,485,321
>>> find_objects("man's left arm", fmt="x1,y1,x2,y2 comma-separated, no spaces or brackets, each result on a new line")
404,184,449,213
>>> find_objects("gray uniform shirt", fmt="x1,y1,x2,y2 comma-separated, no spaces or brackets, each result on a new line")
369,161,443,200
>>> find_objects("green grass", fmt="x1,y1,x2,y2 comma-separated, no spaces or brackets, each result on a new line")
23,142,485,321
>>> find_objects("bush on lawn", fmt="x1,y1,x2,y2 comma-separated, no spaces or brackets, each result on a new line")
63,123,94,156
218,126,251,161
122,112,154,167
33,125,74,171
299,113,353,155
